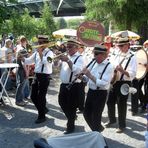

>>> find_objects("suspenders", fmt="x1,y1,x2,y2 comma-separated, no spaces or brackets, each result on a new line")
120,53,134,80
41,50,50,73
69,55,81,83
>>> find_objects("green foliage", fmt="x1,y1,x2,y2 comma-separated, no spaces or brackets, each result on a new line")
0,1,56,41
56,18,67,29
67,19,83,29
85,0,148,32
40,2,56,38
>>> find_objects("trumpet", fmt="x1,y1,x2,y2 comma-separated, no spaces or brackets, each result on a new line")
47,51,68,63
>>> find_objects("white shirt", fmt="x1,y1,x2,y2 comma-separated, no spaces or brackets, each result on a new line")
24,48,54,74
0,46,13,63
109,49,137,81
60,52,86,84
88,59,114,90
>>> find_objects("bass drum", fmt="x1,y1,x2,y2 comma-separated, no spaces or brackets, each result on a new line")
135,48,148,80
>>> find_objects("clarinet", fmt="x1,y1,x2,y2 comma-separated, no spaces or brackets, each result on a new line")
66,58,95,90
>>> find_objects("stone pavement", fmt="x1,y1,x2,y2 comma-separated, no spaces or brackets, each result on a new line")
0,74,146,148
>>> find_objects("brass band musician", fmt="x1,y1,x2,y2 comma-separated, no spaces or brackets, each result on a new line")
82,45,114,132
139,40,148,112
105,37,137,133
23,35,54,124
58,39,86,134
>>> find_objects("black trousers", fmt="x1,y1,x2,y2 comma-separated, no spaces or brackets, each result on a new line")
141,73,148,109
0,69,2,102
83,89,107,132
58,83,79,130
131,79,139,113
107,81,131,129
31,73,50,119
77,81,86,111
138,77,145,106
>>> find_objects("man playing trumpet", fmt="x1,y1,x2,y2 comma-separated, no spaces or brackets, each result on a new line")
58,39,86,134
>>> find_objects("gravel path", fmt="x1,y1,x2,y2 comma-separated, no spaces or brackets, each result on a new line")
0,74,146,148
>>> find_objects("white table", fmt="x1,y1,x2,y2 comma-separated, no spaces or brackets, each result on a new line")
0,63,19,105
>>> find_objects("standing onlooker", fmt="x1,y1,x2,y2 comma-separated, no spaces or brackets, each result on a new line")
23,35,54,124
58,39,86,134
83,45,114,132
0,39,16,91
15,36,30,106
106,37,137,133
15,49,29,106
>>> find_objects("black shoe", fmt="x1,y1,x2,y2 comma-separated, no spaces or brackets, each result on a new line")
63,129,74,134
104,122,116,128
35,118,46,124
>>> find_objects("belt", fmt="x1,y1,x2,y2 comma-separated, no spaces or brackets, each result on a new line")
35,73,50,77
89,88,107,91
62,82,80,85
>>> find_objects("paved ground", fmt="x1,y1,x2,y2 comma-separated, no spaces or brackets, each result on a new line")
0,73,146,148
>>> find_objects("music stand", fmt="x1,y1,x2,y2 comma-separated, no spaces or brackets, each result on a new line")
0,63,19,105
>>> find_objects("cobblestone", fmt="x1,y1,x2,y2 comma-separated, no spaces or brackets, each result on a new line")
0,75,146,148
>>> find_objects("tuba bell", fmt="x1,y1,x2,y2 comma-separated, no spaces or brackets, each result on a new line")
120,83,137,95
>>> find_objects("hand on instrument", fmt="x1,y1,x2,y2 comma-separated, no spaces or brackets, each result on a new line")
75,72,84,80
82,68,91,78
116,64,130,77
60,55,69,62
37,48,43,54
116,65,124,73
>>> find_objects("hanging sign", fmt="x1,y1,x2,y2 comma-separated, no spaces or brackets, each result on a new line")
77,21,105,47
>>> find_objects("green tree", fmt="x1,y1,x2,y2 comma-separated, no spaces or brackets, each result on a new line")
2,9,37,40
56,18,67,29
67,18,83,29
0,0,17,30
85,0,148,32
39,2,56,39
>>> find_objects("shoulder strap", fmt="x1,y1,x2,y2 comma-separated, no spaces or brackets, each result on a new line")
100,62,110,80
69,55,81,83
120,54,134,80
41,50,50,73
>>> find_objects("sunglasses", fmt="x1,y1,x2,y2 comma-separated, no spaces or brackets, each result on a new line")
118,44,125,47
38,41,46,45
66,44,75,49
94,52,101,56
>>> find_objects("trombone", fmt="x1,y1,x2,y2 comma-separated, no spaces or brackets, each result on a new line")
32,42,56,49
